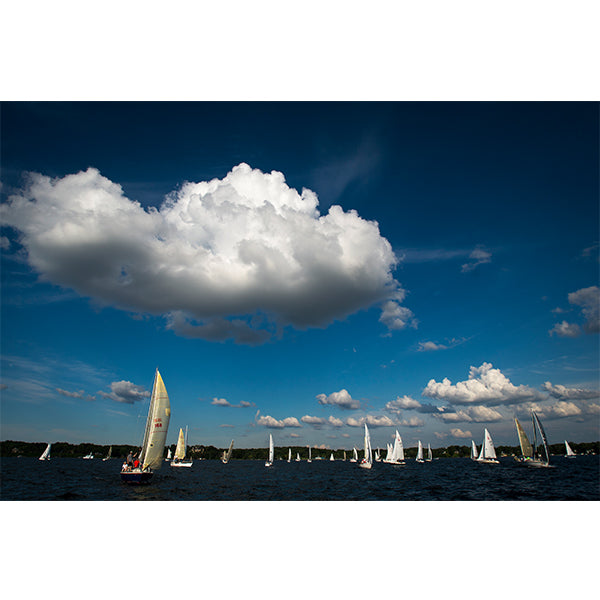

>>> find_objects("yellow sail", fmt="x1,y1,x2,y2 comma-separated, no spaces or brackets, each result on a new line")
174,428,186,460
141,369,171,471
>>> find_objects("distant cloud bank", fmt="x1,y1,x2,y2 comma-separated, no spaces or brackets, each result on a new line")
1,164,412,344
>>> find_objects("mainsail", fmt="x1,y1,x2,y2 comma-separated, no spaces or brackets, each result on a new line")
416,440,424,461
268,434,274,463
565,441,576,457
478,428,497,460
174,428,186,460
140,369,171,471
471,440,478,459
515,418,533,458
39,443,51,461
532,411,550,463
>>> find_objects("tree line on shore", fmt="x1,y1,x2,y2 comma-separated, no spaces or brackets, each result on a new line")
1,439,598,460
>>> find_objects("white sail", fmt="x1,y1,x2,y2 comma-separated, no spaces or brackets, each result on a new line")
343,450,346,461
471,440,478,459
398,434,405,461
296,452,300,461
166,448,172,460
416,440,424,461
427,443,433,461
478,428,498,461
103,446,112,461
565,440,576,457
385,443,392,461
268,434,274,463
140,369,171,471
39,443,51,461
351,447,358,462
288,448,291,462
391,431,404,462
359,423,373,468
308,446,312,462
330,452,334,461
174,428,186,460
222,439,234,463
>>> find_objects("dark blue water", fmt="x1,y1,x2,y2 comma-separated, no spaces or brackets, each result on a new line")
2,456,599,500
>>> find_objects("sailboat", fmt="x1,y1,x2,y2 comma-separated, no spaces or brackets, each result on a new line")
426,443,433,462
39,443,51,461
375,448,381,462
343,450,346,461
350,447,358,463
295,452,301,462
416,440,424,463
102,446,112,461
359,423,373,469
222,439,234,464
171,426,193,467
120,368,171,484
287,448,291,463
165,447,172,461
330,452,334,461
265,434,274,467
384,431,405,465
83,452,94,459
564,440,576,458
470,440,478,460
515,413,553,468
476,428,500,464
307,446,312,463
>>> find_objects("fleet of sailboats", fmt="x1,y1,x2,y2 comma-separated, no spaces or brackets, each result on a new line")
120,368,171,484
383,430,405,465
476,428,500,464
171,426,193,467
39,443,51,461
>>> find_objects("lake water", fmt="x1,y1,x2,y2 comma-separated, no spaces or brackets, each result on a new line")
2,455,598,500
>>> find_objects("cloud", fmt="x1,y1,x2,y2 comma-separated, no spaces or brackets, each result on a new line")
437,405,504,423
256,415,302,428
515,401,583,420
424,363,545,406
0,236,10,250
541,382,599,400
301,415,327,426
211,398,231,407
56,388,95,401
397,416,424,427
385,395,421,411
418,341,447,352
328,416,344,427
461,246,492,273
449,428,472,438
97,380,149,404
1,164,411,343
316,389,360,410
346,414,398,427
549,320,581,338
211,397,256,408
568,286,600,333
379,297,418,331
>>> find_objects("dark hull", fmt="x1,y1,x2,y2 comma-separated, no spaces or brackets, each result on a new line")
120,470,153,485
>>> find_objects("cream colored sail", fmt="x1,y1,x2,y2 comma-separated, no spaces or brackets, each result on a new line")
174,428,186,460
140,369,171,471
515,418,533,458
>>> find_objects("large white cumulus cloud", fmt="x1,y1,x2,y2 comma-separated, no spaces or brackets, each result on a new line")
423,362,545,406
1,164,406,343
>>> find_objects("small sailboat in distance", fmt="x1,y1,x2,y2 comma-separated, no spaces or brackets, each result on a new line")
426,443,433,462
165,447,172,461
287,448,291,463
416,440,424,463
39,443,51,461
350,447,358,463
308,446,312,463
222,439,234,464
470,440,478,460
103,446,112,461
121,368,171,484
83,452,94,459
295,452,301,462
359,423,373,469
565,440,576,458
476,428,500,464
265,434,274,467
330,452,334,461
171,426,193,467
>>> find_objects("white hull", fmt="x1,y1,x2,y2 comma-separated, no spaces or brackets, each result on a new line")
171,460,193,468
359,461,372,469
416,459,424,463
476,458,500,464
265,462,273,467
515,457,555,468
102,458,111,461
383,459,405,465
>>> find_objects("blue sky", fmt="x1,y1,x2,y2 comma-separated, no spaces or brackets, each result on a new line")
1,101,598,450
